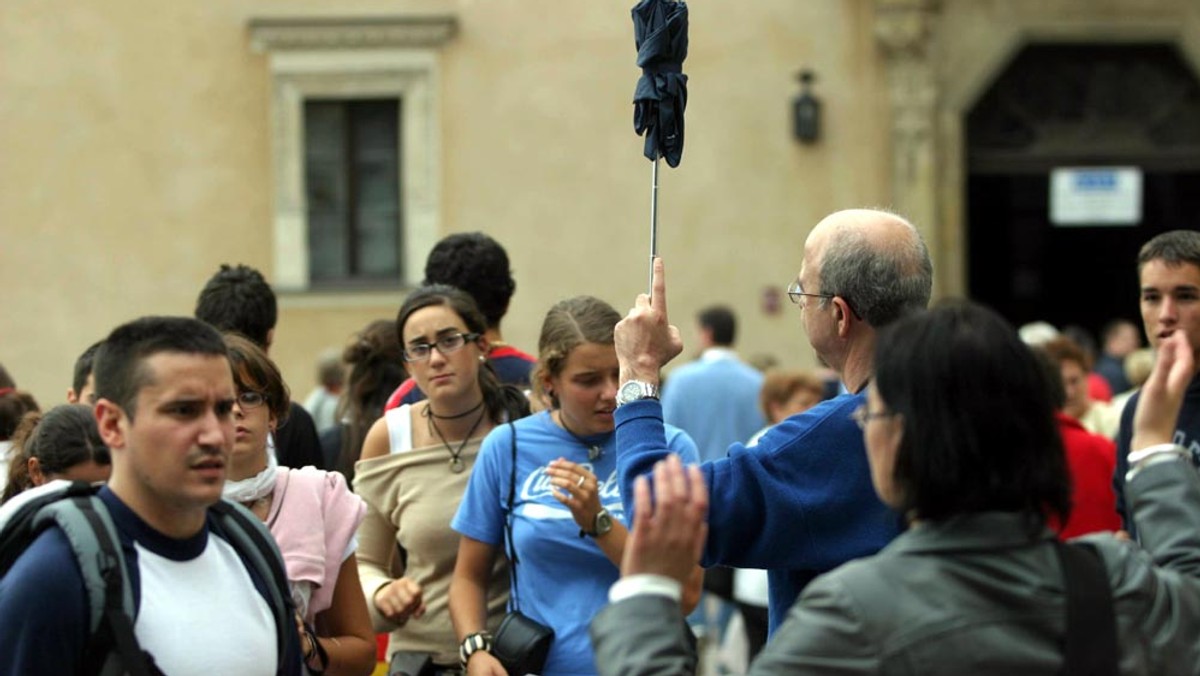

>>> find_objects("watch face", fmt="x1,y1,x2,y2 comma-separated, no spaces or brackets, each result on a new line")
618,381,644,405
595,510,614,535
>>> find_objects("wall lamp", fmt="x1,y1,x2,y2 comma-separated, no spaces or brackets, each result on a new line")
792,69,821,144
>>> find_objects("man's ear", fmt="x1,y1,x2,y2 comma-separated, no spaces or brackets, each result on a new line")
833,297,854,338
264,328,275,353
95,399,127,450
66,388,79,404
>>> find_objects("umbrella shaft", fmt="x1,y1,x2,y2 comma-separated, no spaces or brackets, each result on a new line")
649,156,659,294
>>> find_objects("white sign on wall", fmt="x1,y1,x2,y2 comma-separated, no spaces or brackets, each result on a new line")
1050,167,1143,226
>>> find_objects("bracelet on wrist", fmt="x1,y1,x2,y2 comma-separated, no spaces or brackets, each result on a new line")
459,631,493,668
302,624,329,673
1126,443,1189,483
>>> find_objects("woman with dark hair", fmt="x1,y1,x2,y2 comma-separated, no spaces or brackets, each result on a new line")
319,319,408,481
2,404,111,502
354,285,529,670
450,296,700,676
220,334,376,676
0,389,41,495
594,300,1200,675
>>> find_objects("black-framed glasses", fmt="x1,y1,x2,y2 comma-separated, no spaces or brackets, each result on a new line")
851,405,897,430
786,280,833,306
403,332,481,363
236,390,268,410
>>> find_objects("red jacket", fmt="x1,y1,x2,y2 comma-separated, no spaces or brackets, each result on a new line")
1053,411,1122,539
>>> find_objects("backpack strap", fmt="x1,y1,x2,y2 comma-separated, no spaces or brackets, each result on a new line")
208,499,296,666
25,483,158,676
1054,541,1118,676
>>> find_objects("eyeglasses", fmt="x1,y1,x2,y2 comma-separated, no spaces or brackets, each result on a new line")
787,280,862,320
403,332,482,363
236,391,268,410
851,405,897,430
786,280,834,306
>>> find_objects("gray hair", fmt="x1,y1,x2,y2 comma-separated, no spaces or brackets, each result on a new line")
818,216,933,328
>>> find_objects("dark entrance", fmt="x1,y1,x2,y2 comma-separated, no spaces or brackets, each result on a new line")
966,43,1200,338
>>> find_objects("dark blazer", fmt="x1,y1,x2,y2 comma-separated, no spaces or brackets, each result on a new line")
591,460,1200,675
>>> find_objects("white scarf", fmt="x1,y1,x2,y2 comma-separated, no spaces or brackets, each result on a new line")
222,450,278,503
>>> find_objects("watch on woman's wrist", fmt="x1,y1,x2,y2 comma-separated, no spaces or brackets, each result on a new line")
579,508,614,538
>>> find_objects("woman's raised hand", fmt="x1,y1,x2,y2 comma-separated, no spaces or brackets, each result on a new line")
547,458,603,532
373,576,426,626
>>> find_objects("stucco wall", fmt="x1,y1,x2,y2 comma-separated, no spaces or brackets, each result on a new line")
2,0,891,407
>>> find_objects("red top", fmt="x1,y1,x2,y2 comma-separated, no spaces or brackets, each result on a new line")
1088,372,1114,402
1052,411,1122,539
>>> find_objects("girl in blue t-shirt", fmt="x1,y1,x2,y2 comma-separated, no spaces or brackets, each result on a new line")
451,296,700,675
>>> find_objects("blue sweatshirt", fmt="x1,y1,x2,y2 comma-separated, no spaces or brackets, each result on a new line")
615,394,902,633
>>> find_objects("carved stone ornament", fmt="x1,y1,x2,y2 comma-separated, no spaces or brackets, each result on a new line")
249,16,458,53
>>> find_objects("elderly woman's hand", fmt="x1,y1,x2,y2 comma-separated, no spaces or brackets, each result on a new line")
1133,330,1196,450
620,454,708,586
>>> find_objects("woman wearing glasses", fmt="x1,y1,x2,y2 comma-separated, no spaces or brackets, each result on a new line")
450,296,701,676
221,334,376,676
355,285,530,670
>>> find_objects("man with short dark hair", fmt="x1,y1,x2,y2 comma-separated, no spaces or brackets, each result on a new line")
66,340,102,405
195,263,324,469
0,316,302,674
1114,230,1200,531
611,209,932,632
385,232,535,408
662,305,764,464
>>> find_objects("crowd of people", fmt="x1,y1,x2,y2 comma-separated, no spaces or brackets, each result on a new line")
1,220,1199,676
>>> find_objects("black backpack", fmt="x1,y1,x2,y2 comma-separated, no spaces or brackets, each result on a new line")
0,481,295,675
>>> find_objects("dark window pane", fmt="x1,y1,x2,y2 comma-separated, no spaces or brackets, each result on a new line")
303,98,402,286
308,213,349,281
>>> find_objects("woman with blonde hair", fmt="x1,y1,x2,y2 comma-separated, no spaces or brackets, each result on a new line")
450,296,701,675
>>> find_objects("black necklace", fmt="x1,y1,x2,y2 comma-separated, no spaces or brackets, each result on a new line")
427,398,485,420
426,405,488,473
556,411,606,462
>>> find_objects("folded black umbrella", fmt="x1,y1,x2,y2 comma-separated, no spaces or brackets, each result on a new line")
632,0,689,168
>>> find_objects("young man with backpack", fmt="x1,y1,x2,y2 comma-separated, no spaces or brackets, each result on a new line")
0,316,302,675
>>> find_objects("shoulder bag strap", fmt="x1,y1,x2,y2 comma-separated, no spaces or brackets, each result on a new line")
1054,540,1118,676
504,421,522,612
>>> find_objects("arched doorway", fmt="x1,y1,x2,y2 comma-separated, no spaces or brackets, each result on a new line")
966,43,1200,336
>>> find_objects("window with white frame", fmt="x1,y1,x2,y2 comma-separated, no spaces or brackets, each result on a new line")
249,16,456,291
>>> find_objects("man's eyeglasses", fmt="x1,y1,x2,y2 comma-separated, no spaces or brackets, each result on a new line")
850,405,897,430
786,280,834,306
403,332,482,363
786,280,862,320
236,391,268,410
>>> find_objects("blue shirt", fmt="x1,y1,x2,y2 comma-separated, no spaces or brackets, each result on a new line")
661,349,765,463
453,411,698,675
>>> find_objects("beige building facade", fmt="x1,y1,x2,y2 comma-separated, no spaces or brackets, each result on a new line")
3,0,1199,409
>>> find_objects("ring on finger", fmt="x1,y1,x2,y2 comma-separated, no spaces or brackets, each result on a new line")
576,475,586,488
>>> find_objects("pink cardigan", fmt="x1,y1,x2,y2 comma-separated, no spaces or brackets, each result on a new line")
267,467,366,621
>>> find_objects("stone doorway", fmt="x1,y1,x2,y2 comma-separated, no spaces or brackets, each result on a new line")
964,42,1200,335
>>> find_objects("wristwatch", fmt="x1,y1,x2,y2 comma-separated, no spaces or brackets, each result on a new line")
459,631,493,667
581,508,614,538
616,379,660,407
